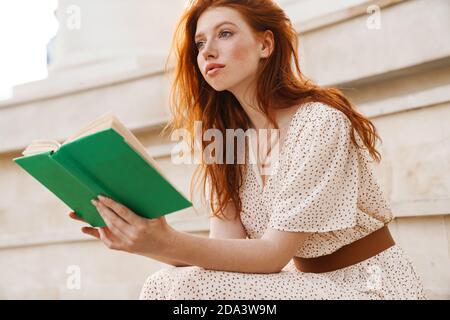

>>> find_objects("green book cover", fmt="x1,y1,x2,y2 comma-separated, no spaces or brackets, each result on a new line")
13,127,192,227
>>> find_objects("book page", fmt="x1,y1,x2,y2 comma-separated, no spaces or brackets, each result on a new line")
62,111,117,145
21,112,118,156
62,111,173,189
22,140,61,156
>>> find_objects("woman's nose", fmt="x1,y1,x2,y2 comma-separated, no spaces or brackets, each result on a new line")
202,41,218,60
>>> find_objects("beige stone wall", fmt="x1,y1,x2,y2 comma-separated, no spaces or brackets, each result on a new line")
0,0,449,299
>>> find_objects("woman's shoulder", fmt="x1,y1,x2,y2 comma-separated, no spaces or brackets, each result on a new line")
302,101,350,123
292,101,352,136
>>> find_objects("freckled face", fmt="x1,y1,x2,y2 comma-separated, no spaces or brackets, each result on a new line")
195,7,263,92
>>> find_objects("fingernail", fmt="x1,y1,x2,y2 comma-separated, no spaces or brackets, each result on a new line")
98,195,108,201
91,199,97,205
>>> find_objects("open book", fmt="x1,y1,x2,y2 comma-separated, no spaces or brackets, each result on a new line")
13,112,192,227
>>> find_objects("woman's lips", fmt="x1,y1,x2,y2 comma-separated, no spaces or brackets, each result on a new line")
207,66,225,76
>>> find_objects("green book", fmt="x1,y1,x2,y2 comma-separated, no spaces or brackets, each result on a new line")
13,112,192,227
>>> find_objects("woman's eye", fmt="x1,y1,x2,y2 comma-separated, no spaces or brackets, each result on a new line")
195,41,204,50
219,30,232,38
195,30,233,50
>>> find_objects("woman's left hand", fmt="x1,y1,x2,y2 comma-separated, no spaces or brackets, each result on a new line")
87,195,172,256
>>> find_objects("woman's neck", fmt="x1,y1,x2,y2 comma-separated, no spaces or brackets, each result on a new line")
242,102,300,131
227,79,299,130
228,80,267,129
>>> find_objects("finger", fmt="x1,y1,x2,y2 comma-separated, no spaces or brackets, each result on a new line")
69,211,86,223
81,226,100,239
98,227,119,250
92,200,131,238
97,195,141,225
100,226,121,241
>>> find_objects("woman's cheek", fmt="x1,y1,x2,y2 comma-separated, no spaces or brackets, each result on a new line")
229,42,250,63
229,41,260,72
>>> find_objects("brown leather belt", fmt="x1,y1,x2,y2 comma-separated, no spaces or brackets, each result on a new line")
294,225,395,273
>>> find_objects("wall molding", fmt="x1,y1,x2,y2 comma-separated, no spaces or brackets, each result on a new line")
0,60,168,110
392,199,450,218
294,0,406,34
358,83,450,118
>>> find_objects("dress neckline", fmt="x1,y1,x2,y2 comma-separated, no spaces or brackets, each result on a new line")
248,103,309,194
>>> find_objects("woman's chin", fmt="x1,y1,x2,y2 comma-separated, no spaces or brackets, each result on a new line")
210,80,239,92
210,84,229,92
207,78,238,92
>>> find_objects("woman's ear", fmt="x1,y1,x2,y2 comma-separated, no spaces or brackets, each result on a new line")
260,30,274,59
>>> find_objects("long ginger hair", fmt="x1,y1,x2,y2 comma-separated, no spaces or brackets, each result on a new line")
162,0,382,220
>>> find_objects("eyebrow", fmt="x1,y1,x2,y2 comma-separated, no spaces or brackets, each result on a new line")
195,21,237,40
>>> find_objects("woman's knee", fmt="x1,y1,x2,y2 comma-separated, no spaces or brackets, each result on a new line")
140,266,204,299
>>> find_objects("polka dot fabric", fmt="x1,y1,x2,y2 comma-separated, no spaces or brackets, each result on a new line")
139,102,427,300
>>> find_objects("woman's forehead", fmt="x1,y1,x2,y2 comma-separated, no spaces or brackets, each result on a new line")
196,6,245,32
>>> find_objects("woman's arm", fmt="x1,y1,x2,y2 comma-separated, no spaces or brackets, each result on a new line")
161,225,309,273
143,253,192,267
209,200,248,239
88,196,310,274
146,206,248,267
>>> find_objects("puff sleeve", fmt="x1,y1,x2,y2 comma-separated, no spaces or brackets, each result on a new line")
268,105,359,233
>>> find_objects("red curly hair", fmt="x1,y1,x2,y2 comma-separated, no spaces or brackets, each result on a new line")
162,0,382,220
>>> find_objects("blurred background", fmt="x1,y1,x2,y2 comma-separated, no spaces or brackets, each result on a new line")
0,0,449,299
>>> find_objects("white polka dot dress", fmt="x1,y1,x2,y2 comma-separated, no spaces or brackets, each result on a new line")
139,102,427,300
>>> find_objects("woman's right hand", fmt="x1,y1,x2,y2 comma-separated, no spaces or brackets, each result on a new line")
69,211,100,239
69,211,190,266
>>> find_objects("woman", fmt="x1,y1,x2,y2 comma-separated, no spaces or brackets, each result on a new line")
70,0,426,299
